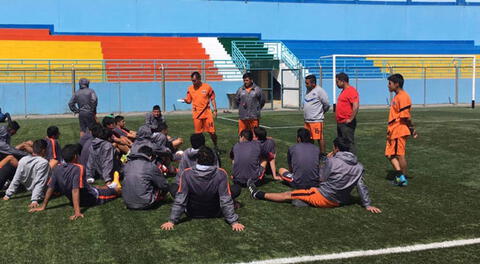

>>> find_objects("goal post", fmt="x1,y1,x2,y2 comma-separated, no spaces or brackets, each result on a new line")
323,54,477,109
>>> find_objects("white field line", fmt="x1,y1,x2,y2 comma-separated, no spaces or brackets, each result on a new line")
234,238,480,264
219,117,480,130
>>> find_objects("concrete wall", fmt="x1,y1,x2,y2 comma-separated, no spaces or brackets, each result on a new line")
0,81,242,115
0,1,479,43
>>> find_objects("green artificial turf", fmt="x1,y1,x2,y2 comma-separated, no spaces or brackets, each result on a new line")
0,107,479,264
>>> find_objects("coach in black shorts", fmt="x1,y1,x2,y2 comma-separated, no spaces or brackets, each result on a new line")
68,78,98,138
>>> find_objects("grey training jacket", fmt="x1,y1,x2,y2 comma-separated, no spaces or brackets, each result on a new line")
235,83,266,120
303,85,330,123
68,87,98,114
122,152,168,209
5,155,50,202
86,138,114,182
317,151,372,207
169,165,239,225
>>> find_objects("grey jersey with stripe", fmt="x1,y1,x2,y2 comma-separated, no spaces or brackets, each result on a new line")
304,85,330,123
235,83,266,120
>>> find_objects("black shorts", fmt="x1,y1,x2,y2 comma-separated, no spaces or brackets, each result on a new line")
79,112,96,132
95,187,118,205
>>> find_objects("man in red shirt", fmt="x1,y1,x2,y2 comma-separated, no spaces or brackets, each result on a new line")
183,72,218,149
335,73,359,154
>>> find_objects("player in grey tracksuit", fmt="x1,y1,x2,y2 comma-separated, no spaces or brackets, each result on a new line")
248,137,382,213
161,146,245,231
145,105,166,131
86,126,117,184
122,146,169,210
0,122,29,190
303,74,330,153
68,78,98,137
176,133,220,184
235,73,266,133
3,139,50,207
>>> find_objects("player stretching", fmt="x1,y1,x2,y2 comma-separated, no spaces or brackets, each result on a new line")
183,72,218,149
385,74,418,186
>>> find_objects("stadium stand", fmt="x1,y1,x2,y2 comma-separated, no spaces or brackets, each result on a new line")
0,28,225,82
282,40,480,79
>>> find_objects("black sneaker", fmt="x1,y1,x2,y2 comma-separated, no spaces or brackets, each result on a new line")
247,179,258,199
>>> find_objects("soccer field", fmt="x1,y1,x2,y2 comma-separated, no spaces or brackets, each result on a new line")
0,107,479,264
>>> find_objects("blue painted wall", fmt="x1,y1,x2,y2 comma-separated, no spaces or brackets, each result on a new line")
0,81,242,115
0,0,479,43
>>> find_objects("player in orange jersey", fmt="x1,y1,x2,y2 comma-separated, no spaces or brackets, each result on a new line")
385,74,418,186
183,72,218,149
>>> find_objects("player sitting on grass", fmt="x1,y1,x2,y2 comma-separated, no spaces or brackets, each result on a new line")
152,123,183,174
114,115,137,140
230,129,270,187
0,121,32,182
102,116,131,154
176,133,220,183
145,105,166,131
0,121,33,155
253,127,278,180
79,124,97,167
3,139,50,208
30,144,121,220
248,137,382,214
161,146,244,231
280,128,321,190
86,125,120,184
122,145,170,210
45,126,62,168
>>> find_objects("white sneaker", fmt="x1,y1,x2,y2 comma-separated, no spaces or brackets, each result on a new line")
87,178,95,184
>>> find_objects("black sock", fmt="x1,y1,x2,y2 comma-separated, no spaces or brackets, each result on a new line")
255,191,266,200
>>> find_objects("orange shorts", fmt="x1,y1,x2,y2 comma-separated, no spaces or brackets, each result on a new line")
304,122,324,140
238,119,259,134
290,188,339,208
385,136,407,156
193,116,215,133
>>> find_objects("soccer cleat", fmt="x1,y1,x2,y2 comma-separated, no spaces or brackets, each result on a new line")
87,177,95,184
247,179,258,199
394,174,408,187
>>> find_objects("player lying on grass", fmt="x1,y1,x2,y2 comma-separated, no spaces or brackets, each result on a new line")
230,129,271,187
30,144,122,220
114,115,136,140
385,74,418,186
248,137,382,214
122,145,171,210
45,126,62,168
162,146,244,231
280,128,321,190
3,139,50,208
253,127,278,180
